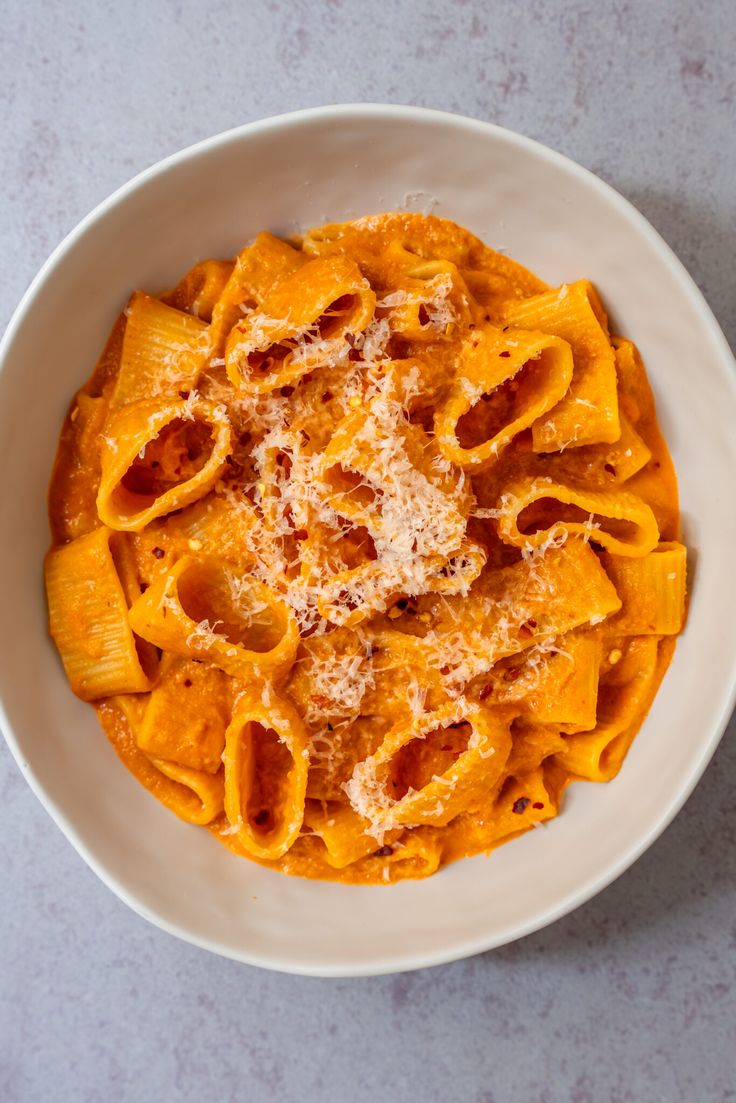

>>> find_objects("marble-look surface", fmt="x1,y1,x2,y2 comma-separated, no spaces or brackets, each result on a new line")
2,2,735,1100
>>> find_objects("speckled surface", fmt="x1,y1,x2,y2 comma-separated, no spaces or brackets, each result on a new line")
2,1,735,1100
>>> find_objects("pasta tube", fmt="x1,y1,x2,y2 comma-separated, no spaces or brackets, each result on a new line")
344,702,512,831
209,232,306,355
97,395,231,531
435,326,574,469
600,542,687,634
225,255,376,393
163,259,234,321
128,555,299,680
45,527,156,700
555,637,662,781
110,292,210,411
494,476,659,557
223,693,309,860
501,280,620,449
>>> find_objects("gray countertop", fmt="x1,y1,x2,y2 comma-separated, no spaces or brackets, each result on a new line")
2,2,735,1100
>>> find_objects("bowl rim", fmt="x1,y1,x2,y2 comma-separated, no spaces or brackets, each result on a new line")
1,102,735,977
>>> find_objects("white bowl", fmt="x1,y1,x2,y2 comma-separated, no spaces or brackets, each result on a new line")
1,105,735,977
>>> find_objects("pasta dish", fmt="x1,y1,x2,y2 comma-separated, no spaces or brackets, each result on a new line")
45,213,686,883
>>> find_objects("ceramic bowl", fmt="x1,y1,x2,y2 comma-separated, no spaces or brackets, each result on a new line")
1,105,735,976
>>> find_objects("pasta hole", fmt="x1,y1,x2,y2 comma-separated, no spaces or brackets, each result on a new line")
315,294,359,339
120,419,214,503
456,356,547,449
132,636,158,680
325,463,383,509
274,450,292,475
516,498,641,543
177,561,288,653
337,522,377,570
387,722,472,800
247,343,292,373
244,723,292,838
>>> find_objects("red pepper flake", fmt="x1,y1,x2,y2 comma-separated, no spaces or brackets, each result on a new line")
374,845,394,858
152,547,165,559
321,391,334,404
512,796,531,814
418,304,430,326
178,390,190,399
478,684,492,701
532,801,544,810
183,679,192,688
526,618,537,628
280,385,295,397
499,350,511,358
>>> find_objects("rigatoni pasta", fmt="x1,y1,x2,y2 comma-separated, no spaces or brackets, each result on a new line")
97,395,232,531
223,693,309,860
46,212,685,884
45,527,157,700
109,292,210,411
